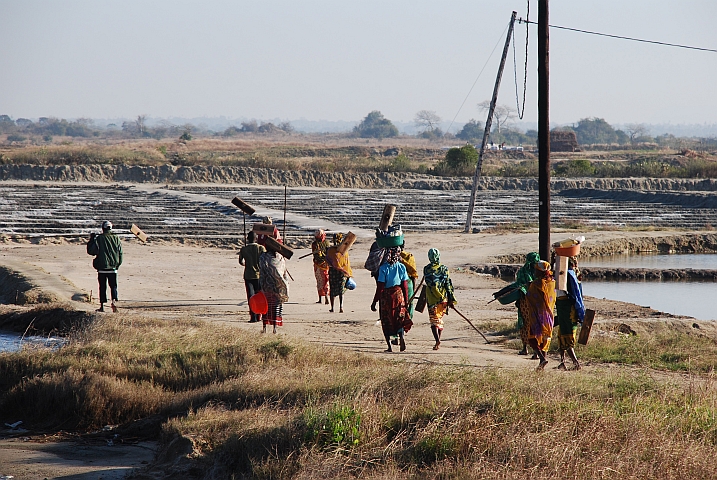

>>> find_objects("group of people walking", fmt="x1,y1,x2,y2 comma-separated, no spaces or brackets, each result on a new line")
513,251,585,371
311,228,456,353
238,217,289,334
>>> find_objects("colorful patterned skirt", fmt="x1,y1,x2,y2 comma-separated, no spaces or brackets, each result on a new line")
380,285,412,337
314,263,330,296
428,301,448,331
263,291,283,327
519,296,553,352
555,297,578,350
329,267,347,298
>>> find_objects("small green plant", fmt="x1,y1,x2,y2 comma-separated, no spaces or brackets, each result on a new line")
157,145,168,156
304,404,361,448
389,153,411,172
412,434,457,464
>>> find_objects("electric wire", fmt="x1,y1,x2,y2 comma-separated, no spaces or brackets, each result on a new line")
513,0,529,120
445,21,511,136
518,19,717,53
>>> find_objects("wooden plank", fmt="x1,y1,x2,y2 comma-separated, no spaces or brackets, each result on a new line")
337,232,357,254
415,285,427,313
252,223,276,235
130,224,148,242
555,255,568,291
378,204,396,231
264,236,293,259
231,197,256,215
577,309,596,345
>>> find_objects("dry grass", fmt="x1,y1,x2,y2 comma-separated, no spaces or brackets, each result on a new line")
2,311,717,478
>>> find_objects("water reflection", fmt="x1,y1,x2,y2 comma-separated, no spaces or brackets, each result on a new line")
582,253,717,270
0,331,66,353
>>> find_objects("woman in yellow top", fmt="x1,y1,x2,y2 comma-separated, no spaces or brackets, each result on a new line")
399,241,419,320
518,260,556,371
423,248,456,350
326,233,353,313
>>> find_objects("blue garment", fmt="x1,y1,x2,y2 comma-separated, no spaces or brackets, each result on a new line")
567,270,586,323
377,262,409,288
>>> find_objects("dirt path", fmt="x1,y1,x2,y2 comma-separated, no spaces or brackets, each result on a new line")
1,230,698,368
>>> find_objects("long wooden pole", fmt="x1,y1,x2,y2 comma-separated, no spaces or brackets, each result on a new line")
465,11,517,233
283,185,287,243
538,0,551,260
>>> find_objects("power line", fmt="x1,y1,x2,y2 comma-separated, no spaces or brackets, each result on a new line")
445,22,510,135
518,18,717,53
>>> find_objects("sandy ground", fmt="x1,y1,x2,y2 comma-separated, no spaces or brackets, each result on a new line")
0,229,706,479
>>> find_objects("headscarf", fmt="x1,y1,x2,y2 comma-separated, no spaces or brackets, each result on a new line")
423,250,455,307
314,229,326,241
263,216,273,225
259,251,289,303
385,246,402,265
535,260,551,273
428,248,440,265
516,252,540,294
333,232,344,246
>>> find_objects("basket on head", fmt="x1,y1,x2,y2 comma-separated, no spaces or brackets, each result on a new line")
554,244,580,257
249,291,268,315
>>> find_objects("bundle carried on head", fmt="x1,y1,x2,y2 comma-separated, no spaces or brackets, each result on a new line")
375,224,403,248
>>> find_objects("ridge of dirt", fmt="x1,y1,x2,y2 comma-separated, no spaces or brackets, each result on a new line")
4,164,717,192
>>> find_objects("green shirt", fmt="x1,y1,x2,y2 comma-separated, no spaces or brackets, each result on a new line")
239,243,266,280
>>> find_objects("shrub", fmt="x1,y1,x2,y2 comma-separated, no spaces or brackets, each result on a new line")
445,144,478,170
7,134,26,142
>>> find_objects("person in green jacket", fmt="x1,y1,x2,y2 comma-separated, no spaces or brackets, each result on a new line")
87,220,123,312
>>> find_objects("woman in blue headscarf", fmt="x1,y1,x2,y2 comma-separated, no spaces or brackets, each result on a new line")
372,246,411,352
423,248,456,350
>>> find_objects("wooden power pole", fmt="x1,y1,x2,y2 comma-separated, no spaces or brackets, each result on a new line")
538,0,551,261
464,11,517,233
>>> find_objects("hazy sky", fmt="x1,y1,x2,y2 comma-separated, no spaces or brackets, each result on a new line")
1,0,715,126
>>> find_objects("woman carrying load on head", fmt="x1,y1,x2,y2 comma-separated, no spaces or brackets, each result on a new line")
519,260,556,371
423,248,456,351
257,216,282,247
554,256,585,371
326,233,353,313
258,248,290,334
372,245,411,352
515,252,541,355
311,229,331,305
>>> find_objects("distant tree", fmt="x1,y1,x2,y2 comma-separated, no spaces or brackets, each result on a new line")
456,119,484,142
240,120,259,133
625,123,650,144
615,129,629,145
179,127,192,141
414,110,441,133
0,115,15,133
15,118,33,128
278,121,295,133
420,127,444,140
354,111,398,139
223,126,241,137
6,134,26,143
135,115,147,136
572,117,618,145
445,144,479,170
477,101,516,134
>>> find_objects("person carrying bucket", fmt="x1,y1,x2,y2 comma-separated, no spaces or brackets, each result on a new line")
239,231,266,323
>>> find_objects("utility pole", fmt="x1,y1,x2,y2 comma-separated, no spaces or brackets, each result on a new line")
464,11,517,233
538,0,550,261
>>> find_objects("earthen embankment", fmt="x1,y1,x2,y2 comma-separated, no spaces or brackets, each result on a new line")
3,164,717,192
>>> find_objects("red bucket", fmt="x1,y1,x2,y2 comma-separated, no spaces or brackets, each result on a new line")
249,291,268,315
